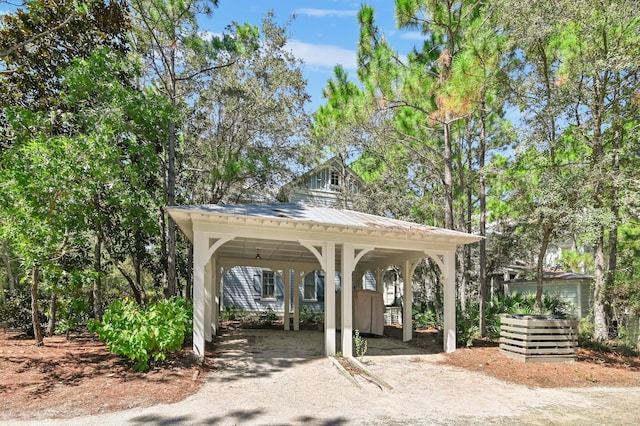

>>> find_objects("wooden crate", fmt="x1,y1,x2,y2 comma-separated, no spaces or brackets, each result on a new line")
500,315,578,362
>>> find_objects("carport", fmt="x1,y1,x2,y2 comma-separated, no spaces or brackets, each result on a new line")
167,203,481,357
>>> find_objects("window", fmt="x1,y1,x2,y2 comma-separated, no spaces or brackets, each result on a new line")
303,272,317,300
262,270,276,299
330,170,340,186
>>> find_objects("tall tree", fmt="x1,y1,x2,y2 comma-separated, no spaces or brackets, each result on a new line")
129,0,256,296
61,48,171,308
494,0,578,313
0,110,93,344
0,0,129,111
181,12,309,205
554,0,640,340
495,0,640,329
393,0,484,231
0,0,133,339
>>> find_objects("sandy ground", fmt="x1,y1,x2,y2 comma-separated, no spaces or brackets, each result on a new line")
4,328,640,425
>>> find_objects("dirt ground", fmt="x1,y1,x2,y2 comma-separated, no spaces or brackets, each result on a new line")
1,324,639,422
0,330,211,420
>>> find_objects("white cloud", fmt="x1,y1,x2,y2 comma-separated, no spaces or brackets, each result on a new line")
286,39,357,70
199,30,223,42
294,8,358,18
400,31,425,41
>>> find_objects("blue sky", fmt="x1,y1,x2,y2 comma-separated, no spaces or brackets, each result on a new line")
205,0,421,112
0,0,422,112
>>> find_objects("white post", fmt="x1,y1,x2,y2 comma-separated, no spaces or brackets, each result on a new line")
204,261,212,342
211,257,218,337
284,268,291,331
341,244,354,357
376,267,384,294
219,267,225,312
216,266,227,333
443,251,457,352
192,233,209,356
402,260,413,342
293,270,300,331
325,242,336,356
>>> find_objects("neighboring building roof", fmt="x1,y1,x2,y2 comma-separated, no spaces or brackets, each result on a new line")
500,262,593,282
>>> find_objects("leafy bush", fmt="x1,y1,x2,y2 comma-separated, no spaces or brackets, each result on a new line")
0,293,47,335
578,315,595,345
412,305,439,330
56,296,89,338
220,303,249,322
88,297,192,371
0,294,31,331
259,306,278,325
300,306,323,325
483,292,574,339
456,292,576,345
354,329,367,362
457,303,481,347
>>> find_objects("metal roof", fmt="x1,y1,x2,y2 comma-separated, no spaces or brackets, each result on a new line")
167,203,482,270
168,202,482,243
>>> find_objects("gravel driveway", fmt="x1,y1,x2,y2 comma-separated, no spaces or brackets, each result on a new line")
5,328,640,425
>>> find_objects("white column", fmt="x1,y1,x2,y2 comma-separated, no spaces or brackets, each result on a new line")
284,268,291,331
324,242,336,356
341,244,354,357
376,267,384,294
402,260,413,342
211,257,218,338
192,233,209,356
204,262,212,342
293,271,300,331
443,251,457,352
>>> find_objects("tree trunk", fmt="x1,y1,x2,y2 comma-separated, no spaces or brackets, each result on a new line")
443,119,454,230
160,205,168,293
93,232,103,321
31,265,43,346
133,254,148,305
457,246,466,312
186,241,193,300
165,38,178,297
606,101,621,335
535,226,553,314
593,233,607,341
591,72,608,342
118,265,146,306
46,289,57,337
478,102,488,336
1,240,15,295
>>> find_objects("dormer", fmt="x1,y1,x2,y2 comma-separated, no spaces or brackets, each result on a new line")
277,157,366,208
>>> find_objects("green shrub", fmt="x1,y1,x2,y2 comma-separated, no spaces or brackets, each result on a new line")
412,305,439,330
56,296,89,338
354,329,368,362
221,303,249,322
259,306,277,325
0,293,37,333
88,297,192,371
300,306,323,325
457,303,481,347
456,292,576,345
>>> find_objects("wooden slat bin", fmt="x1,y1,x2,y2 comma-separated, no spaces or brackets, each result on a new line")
500,314,578,362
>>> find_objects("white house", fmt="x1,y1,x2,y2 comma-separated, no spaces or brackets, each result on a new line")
501,263,593,319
